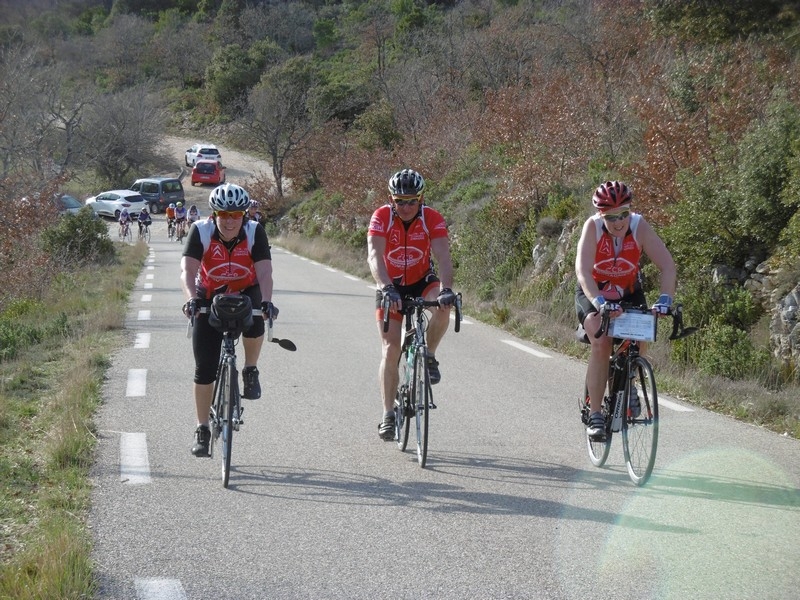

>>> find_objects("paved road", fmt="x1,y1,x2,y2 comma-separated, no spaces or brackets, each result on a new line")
90,220,800,599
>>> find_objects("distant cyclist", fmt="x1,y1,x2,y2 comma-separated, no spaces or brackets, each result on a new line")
166,203,177,236
175,202,188,238
188,204,200,224
367,168,456,441
137,207,152,235
118,208,132,236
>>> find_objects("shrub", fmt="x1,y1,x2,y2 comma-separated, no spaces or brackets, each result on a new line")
40,210,115,267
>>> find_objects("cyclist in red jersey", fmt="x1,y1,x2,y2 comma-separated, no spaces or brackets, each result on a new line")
180,183,278,457
368,169,456,441
575,181,676,441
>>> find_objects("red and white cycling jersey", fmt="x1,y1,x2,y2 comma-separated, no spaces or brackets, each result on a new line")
591,213,643,299
368,204,449,286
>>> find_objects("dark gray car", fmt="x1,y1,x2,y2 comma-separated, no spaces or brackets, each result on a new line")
130,177,185,214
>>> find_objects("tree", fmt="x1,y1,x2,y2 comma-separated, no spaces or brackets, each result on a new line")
243,57,319,199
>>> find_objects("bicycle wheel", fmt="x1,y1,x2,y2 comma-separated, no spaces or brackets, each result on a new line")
622,356,658,486
412,346,430,468
143,225,151,243
583,386,612,467
168,223,174,241
394,352,412,451
123,226,132,243
218,357,235,488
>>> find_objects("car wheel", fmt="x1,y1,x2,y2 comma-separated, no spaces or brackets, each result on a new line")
149,202,159,214
114,210,121,220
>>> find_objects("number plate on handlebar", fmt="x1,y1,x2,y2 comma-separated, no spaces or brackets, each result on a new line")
609,311,656,341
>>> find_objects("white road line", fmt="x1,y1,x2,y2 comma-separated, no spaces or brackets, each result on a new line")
344,275,360,281
126,369,147,397
141,294,152,302
146,273,154,279
144,283,153,289
134,578,186,599
138,310,151,320
452,314,472,325
147,265,154,270
120,432,151,484
134,333,151,349
326,267,338,273
502,339,551,358
659,398,694,412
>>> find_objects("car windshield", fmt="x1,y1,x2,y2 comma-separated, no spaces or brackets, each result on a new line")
59,195,82,208
163,181,182,192
196,163,216,174
199,148,218,155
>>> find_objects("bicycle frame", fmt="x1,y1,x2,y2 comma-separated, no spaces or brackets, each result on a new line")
192,300,267,488
382,293,462,467
579,302,696,486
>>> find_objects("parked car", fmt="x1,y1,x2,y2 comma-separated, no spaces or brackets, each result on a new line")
130,177,185,214
85,190,146,219
191,160,226,186
185,143,221,167
53,193,85,216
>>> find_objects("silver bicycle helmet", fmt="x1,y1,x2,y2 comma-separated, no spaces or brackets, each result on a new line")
209,183,250,212
388,169,425,196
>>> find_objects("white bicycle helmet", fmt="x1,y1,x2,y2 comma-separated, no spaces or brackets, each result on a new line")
209,183,250,212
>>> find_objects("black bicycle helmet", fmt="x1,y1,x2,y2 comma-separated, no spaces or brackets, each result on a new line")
209,183,250,212
388,169,425,196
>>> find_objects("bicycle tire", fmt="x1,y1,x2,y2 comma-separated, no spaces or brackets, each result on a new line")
622,356,658,486
395,350,412,451
218,357,234,488
413,346,430,468
168,223,175,241
123,226,132,243
143,226,151,243
583,386,612,467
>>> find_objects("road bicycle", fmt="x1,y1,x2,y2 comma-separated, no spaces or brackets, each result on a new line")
578,303,696,486
191,294,273,488
382,293,462,468
168,219,175,241
176,219,187,243
138,222,151,243
118,220,132,242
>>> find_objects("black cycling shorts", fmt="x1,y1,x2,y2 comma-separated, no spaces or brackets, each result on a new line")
192,285,264,385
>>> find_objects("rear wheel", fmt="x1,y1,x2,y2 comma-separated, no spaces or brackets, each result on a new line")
413,347,431,468
622,357,658,486
584,386,612,467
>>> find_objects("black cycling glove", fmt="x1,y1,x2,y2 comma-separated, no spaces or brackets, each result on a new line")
261,301,279,319
437,287,457,307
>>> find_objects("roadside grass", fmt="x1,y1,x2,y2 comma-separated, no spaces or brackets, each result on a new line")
0,242,147,599
275,233,800,439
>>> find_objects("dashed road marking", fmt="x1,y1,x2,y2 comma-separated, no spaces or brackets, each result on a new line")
120,432,151,485
502,339,551,358
126,369,147,397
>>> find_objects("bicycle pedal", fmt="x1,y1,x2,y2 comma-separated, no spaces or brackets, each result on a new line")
428,402,437,410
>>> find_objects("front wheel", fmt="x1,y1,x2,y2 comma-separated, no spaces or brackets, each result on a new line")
395,354,412,451
413,347,431,468
143,225,151,243
622,357,658,486
216,358,235,488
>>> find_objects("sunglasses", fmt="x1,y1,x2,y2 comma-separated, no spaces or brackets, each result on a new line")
215,210,245,219
602,210,630,222
392,196,421,207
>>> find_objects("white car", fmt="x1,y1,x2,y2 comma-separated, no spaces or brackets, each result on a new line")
85,189,146,219
185,143,222,167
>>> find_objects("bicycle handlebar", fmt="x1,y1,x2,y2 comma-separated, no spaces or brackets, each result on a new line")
381,292,463,334
594,302,697,341
186,306,271,338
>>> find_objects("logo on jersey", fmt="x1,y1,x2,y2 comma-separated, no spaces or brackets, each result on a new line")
387,247,424,269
